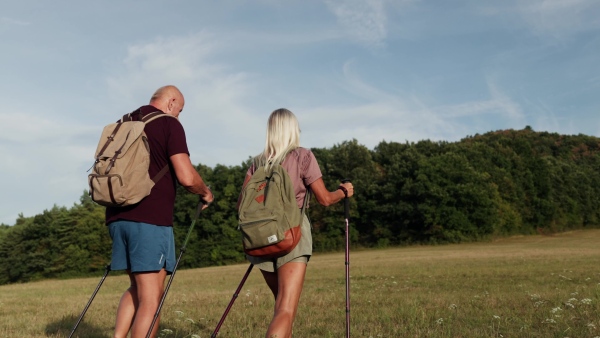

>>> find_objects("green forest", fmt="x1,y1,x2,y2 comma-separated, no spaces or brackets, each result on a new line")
1,127,599,285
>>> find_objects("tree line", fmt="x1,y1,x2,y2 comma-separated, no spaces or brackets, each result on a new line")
1,127,599,285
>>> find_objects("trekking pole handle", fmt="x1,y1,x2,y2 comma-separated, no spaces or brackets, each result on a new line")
339,179,351,219
198,185,212,209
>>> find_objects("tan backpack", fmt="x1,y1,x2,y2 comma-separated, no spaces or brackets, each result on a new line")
88,111,176,207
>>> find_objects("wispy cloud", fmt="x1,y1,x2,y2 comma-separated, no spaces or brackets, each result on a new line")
0,17,31,26
478,0,600,40
299,60,530,150
439,80,525,122
106,32,224,101
105,32,264,166
0,110,97,224
324,0,388,48
518,0,600,39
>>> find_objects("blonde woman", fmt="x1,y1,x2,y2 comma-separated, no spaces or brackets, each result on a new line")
239,108,354,338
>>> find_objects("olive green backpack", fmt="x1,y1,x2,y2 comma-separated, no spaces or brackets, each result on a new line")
238,162,309,258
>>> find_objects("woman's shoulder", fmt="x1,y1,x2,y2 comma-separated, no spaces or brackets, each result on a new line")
293,147,313,157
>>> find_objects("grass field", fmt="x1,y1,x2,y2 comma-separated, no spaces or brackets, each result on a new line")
1,229,600,338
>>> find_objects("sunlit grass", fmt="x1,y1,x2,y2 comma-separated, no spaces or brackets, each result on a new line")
1,229,600,337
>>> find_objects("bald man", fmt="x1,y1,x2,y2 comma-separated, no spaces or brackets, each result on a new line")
106,85,213,338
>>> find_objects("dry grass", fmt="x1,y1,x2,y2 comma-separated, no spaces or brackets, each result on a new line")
1,229,600,337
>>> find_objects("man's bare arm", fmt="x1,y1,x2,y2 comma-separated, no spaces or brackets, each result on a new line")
170,153,213,204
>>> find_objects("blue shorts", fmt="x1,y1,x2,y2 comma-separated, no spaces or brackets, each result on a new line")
109,220,176,273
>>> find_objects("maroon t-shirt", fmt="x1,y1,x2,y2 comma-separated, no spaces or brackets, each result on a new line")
105,105,190,226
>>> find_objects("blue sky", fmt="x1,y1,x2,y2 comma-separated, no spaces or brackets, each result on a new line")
1,0,599,225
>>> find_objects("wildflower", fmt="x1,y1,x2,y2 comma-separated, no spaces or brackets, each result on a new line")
551,307,562,313
529,294,541,301
543,318,556,324
565,302,575,309
581,298,593,305
493,315,501,320
587,323,597,329
534,301,545,308
448,304,458,310
436,318,444,325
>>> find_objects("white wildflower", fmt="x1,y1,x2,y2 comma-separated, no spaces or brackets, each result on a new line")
582,298,593,304
436,318,444,325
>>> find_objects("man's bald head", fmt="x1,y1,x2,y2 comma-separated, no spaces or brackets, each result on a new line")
149,85,185,118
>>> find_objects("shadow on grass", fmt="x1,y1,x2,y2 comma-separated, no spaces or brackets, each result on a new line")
45,314,109,338
154,321,215,338
45,315,216,338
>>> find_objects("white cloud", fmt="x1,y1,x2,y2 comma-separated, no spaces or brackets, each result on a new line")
0,112,97,224
0,17,30,26
297,60,532,151
325,0,388,48
106,32,224,102
105,32,264,167
480,0,600,40
438,81,525,122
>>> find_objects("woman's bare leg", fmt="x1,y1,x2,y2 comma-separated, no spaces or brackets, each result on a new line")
261,262,307,338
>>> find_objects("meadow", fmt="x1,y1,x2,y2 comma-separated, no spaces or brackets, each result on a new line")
1,229,599,338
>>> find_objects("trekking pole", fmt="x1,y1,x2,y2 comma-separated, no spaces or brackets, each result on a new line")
211,263,254,338
68,264,111,338
340,179,351,338
146,197,209,338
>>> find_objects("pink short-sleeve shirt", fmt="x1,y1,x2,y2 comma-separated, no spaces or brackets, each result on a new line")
247,147,322,208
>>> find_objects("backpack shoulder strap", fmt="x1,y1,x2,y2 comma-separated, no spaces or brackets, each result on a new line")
152,164,170,183
142,111,177,124
300,188,310,217
141,112,177,182
121,108,142,122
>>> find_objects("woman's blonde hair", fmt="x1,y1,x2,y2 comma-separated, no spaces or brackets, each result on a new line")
255,108,300,171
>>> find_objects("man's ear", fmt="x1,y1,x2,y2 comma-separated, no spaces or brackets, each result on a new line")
167,98,175,113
